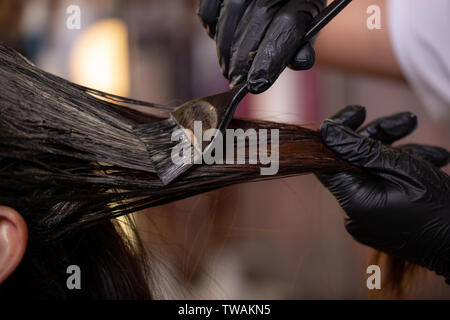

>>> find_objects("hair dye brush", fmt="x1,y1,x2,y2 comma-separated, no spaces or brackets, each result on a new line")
140,0,352,185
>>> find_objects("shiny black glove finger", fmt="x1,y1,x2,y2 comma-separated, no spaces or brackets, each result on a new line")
358,112,417,145
324,106,418,145
320,120,425,184
317,108,419,193
247,3,316,93
398,144,450,168
319,112,448,192
325,105,366,129
288,41,316,70
315,106,367,196
353,112,447,168
228,0,286,87
215,0,251,78
197,0,223,38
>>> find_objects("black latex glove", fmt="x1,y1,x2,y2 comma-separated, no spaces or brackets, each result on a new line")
197,0,326,93
318,105,450,282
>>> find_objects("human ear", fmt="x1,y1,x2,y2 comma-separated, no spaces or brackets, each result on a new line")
0,206,28,284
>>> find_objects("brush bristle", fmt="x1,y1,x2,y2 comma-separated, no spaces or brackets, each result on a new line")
134,118,200,185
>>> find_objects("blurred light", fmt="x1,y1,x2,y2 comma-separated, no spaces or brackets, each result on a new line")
69,18,130,96
70,18,133,238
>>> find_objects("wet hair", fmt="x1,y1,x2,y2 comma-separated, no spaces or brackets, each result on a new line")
0,44,396,299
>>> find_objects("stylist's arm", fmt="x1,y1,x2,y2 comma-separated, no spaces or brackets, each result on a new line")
197,0,326,93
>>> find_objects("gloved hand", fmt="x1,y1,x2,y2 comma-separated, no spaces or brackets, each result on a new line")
318,105,450,282
197,0,326,93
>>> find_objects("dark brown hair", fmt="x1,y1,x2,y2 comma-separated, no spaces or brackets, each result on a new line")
2,43,403,299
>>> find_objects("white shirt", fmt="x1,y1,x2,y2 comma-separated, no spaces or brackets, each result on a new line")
388,0,450,119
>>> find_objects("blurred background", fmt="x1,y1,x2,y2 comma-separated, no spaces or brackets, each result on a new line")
1,0,448,299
